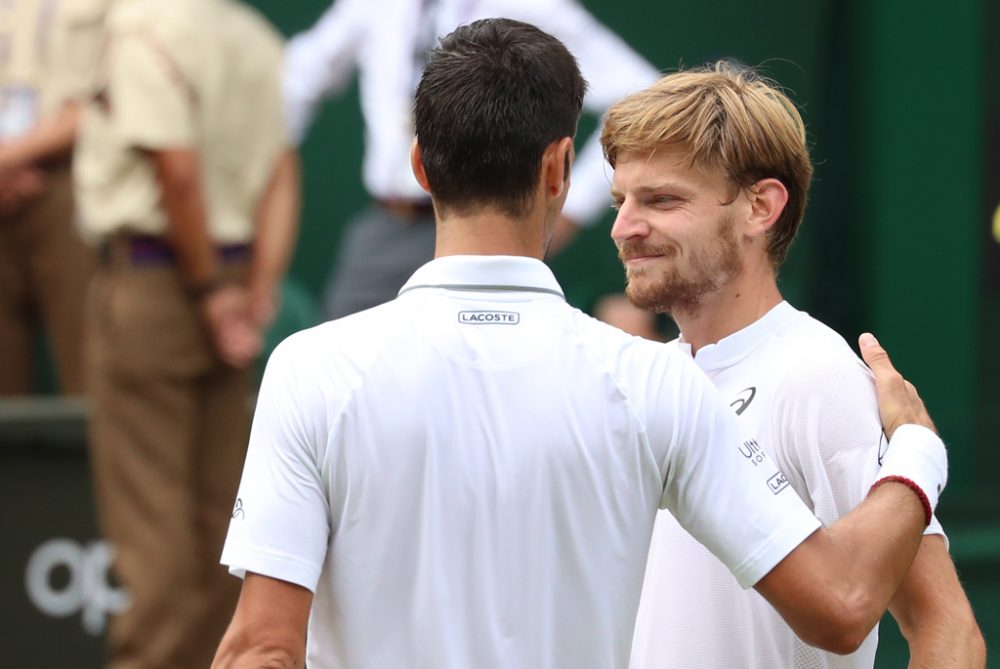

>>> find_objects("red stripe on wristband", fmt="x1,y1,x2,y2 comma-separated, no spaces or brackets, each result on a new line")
869,475,933,527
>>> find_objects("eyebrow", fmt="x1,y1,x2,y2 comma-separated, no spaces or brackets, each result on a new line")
610,182,691,197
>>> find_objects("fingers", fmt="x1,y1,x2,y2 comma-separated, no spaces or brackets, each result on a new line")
859,332,937,437
905,380,936,433
201,285,264,369
858,332,895,374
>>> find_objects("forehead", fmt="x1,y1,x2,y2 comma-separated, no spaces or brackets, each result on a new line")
611,146,728,193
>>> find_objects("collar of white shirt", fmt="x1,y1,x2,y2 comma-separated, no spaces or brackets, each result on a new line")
398,255,566,299
677,300,801,371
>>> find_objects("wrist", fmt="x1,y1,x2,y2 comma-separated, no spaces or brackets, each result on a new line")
870,424,947,526
186,273,228,301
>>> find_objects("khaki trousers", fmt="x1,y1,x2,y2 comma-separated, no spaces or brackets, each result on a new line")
0,167,93,395
86,258,250,669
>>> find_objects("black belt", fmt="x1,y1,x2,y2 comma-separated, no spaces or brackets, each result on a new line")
98,235,251,267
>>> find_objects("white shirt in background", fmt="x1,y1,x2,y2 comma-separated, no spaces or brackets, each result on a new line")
281,0,659,223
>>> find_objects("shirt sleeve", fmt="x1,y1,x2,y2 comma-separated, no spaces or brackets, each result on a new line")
282,0,365,144
43,0,108,113
220,338,334,592
635,349,822,589
507,0,660,226
772,353,947,541
107,27,196,149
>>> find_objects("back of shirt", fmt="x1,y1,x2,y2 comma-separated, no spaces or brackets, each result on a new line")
222,257,820,669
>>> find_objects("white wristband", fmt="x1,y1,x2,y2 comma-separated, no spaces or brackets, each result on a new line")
871,424,947,526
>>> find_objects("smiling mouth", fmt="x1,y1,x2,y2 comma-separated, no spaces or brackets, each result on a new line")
618,242,675,265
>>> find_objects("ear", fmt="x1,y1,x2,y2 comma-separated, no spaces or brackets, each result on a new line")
411,140,431,194
541,137,574,200
745,178,788,238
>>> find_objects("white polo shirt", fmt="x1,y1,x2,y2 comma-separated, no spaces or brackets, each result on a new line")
630,302,945,669
221,257,820,669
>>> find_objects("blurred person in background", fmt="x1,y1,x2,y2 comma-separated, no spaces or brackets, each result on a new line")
284,0,660,321
75,0,299,666
603,63,985,669
0,0,104,396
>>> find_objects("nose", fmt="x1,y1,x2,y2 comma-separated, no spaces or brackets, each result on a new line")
610,198,649,246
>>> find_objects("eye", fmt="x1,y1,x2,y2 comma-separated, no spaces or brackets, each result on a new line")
610,198,624,211
650,194,683,209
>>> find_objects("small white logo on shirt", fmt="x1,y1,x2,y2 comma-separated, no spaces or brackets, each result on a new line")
458,311,520,325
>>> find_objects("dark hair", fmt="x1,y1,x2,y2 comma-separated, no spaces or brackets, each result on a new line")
414,18,587,218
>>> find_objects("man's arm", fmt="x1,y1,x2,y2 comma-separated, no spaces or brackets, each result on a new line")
755,481,924,653
754,333,947,654
151,149,261,368
0,101,81,179
212,572,312,669
283,0,366,144
247,148,301,328
890,535,986,668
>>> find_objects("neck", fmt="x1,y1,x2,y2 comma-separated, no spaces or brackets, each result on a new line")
433,206,549,260
674,260,783,355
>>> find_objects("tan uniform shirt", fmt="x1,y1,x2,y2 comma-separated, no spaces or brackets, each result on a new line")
0,0,105,133
74,0,286,243
42,0,110,116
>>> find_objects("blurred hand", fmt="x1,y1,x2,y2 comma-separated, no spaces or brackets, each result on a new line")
859,332,936,439
594,293,663,341
199,283,263,369
248,281,280,331
544,215,580,259
0,168,47,217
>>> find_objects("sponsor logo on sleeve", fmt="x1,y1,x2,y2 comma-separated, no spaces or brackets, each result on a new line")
232,497,245,520
739,438,769,466
767,471,790,495
730,386,757,416
457,310,520,325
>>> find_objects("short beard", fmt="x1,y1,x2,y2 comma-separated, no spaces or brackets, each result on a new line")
621,215,743,318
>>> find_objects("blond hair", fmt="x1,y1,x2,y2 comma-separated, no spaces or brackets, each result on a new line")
601,61,813,267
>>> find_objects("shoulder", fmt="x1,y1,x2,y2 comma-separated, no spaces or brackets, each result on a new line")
56,0,112,27
224,0,285,52
764,314,881,451
568,313,717,420
567,309,675,370
769,312,873,396
272,302,401,378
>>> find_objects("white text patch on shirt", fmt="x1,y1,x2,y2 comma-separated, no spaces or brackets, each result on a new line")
458,311,520,325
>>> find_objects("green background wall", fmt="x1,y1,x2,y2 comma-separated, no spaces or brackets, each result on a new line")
255,0,998,664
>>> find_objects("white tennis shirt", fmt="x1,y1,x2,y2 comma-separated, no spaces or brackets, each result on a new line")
221,257,821,669
630,302,945,669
